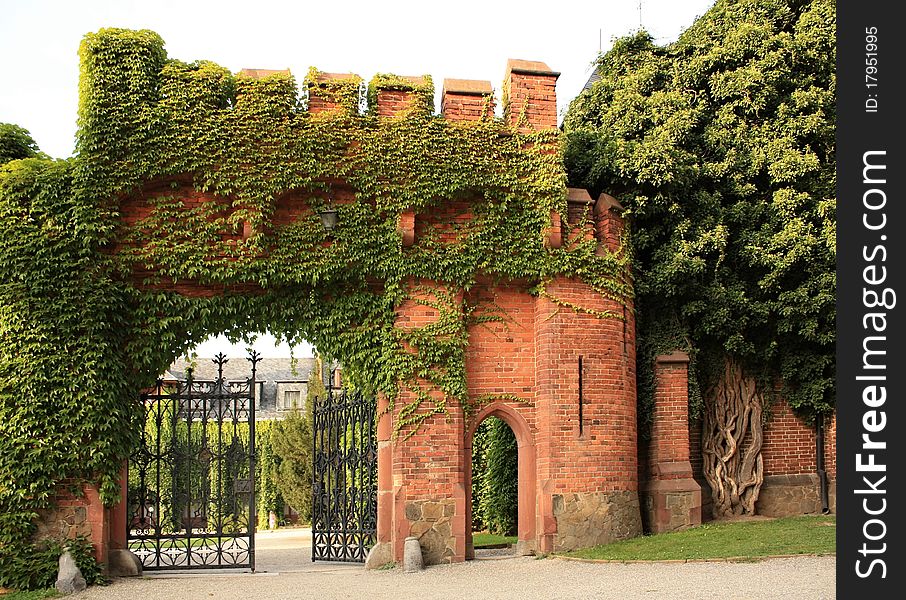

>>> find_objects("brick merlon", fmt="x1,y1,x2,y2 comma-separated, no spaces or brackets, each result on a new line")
442,79,493,96
239,68,291,79
594,192,624,217
505,59,560,78
567,188,593,205
307,72,360,86
373,75,430,89
655,351,690,365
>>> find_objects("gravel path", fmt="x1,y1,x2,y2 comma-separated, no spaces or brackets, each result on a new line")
74,555,834,600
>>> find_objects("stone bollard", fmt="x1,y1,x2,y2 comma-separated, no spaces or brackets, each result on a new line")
55,550,87,595
108,548,143,577
402,536,423,572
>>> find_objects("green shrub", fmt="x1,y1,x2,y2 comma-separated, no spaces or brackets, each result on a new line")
0,536,103,591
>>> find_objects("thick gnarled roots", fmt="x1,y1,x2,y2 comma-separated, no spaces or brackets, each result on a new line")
702,358,764,518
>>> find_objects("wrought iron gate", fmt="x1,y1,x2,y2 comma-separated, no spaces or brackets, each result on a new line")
127,352,260,570
311,384,377,562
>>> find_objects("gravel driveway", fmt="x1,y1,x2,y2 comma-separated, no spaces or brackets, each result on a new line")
74,554,835,600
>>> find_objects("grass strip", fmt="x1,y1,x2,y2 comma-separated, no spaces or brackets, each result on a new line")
559,515,835,561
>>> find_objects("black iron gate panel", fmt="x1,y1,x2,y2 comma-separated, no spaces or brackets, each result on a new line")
127,352,260,570
311,385,377,563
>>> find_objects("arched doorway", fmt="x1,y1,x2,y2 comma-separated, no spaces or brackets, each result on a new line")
464,403,536,559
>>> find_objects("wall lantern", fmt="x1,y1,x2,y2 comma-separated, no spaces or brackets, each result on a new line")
317,206,339,232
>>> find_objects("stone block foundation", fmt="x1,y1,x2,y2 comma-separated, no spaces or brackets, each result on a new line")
755,474,833,517
404,499,458,564
552,491,642,552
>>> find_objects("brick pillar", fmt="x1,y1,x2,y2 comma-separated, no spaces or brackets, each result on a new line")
642,351,702,533
594,193,625,254
365,393,396,568
441,79,495,121
373,75,433,117
387,282,467,565
503,59,559,132
306,71,362,114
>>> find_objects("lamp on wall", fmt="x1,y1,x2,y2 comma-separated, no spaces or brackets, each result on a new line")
317,189,339,232
317,206,339,232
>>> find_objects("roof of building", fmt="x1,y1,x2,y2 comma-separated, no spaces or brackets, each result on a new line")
582,69,602,91
166,357,317,382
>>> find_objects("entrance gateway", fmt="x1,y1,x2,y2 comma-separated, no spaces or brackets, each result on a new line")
77,31,654,569
13,30,836,574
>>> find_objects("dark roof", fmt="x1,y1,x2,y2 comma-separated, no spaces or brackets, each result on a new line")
166,357,317,382
582,69,602,91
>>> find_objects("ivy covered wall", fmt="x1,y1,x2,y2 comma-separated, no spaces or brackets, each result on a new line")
0,28,630,581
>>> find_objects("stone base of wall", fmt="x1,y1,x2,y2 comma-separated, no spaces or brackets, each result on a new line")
552,491,642,552
755,474,834,517
33,483,109,566
641,477,702,534
405,499,457,565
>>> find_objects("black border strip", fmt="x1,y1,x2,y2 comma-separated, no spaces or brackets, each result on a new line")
837,1,904,596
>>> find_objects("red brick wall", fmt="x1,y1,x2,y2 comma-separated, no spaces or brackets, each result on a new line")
824,412,836,478
688,401,837,481
761,399,837,479
534,277,636,493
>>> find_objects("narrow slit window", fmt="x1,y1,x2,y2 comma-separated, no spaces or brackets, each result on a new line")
578,356,584,437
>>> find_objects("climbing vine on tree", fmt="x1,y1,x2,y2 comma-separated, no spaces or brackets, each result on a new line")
0,27,629,585
563,0,836,516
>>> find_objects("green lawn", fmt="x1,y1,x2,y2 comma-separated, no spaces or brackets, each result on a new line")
0,590,59,600
473,533,518,548
560,515,835,561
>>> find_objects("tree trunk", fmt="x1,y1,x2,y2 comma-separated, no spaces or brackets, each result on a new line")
701,358,764,517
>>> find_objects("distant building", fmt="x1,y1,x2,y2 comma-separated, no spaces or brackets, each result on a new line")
165,357,318,418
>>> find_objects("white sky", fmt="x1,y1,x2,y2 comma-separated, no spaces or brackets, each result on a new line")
1,0,714,358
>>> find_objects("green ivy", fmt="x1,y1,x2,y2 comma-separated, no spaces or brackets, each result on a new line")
563,0,836,423
0,27,628,586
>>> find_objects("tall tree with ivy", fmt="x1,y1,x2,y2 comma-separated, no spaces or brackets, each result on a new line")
563,0,835,516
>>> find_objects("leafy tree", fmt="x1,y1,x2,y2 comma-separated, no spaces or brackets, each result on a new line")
0,123,43,164
270,358,323,523
563,0,835,516
470,419,491,530
474,417,517,535
271,407,313,523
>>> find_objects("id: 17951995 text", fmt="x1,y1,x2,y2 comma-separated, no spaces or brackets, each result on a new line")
865,27,879,113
